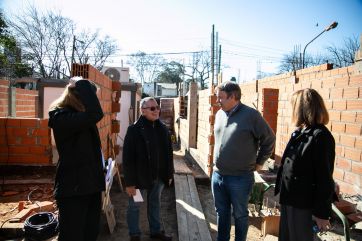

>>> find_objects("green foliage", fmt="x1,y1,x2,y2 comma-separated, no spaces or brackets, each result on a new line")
0,11,32,78
156,61,184,95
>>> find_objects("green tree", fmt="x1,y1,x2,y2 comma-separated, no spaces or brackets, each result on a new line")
0,12,32,78
156,61,184,95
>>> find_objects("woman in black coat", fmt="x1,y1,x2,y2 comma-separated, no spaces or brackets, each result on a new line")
48,78,105,241
275,88,337,241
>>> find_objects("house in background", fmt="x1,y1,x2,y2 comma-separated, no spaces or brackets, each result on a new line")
143,82,177,97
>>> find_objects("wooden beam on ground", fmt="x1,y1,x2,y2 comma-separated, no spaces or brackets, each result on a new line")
174,173,212,241
174,158,192,175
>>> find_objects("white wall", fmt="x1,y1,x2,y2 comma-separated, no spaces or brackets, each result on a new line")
43,86,65,164
116,91,131,163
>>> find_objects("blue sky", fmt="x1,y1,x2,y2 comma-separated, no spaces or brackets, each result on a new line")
1,0,362,82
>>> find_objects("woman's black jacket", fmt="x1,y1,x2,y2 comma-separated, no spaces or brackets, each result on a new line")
123,115,174,189
48,80,105,198
275,124,336,219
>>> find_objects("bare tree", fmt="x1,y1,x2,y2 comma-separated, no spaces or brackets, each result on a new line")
6,5,117,78
184,51,210,90
127,51,165,84
326,35,360,68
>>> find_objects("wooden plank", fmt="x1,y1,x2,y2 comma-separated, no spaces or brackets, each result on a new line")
174,174,189,241
174,158,192,174
104,203,116,233
187,175,212,241
1,178,54,184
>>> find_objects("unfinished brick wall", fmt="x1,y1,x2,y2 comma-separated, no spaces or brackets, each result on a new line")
176,62,362,195
0,64,121,166
0,118,52,165
71,63,121,160
0,79,9,117
15,88,39,118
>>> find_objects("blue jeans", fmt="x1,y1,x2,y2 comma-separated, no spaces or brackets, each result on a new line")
127,180,165,236
212,171,254,241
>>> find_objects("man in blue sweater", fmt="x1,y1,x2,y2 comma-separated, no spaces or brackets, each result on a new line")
212,81,275,241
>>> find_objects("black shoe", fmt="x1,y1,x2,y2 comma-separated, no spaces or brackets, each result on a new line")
130,235,141,241
150,231,172,241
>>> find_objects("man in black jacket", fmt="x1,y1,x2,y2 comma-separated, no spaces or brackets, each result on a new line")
123,97,174,241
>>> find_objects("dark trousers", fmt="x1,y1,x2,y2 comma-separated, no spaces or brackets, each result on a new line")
279,205,315,241
56,192,102,241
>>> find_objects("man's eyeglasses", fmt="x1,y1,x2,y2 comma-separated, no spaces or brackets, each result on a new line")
142,106,160,111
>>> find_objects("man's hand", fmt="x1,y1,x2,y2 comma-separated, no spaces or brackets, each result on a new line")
255,164,263,172
168,179,173,186
126,186,136,197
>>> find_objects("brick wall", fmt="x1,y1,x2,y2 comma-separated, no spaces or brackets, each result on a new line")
0,64,121,166
71,64,121,160
15,88,39,118
175,62,362,195
0,79,9,117
0,118,52,165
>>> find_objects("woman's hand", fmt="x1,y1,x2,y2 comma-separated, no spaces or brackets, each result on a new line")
314,216,331,232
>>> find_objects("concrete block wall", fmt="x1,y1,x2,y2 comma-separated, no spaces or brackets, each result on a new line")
0,118,52,165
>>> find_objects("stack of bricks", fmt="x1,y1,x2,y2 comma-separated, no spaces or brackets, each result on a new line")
207,94,220,176
179,96,187,118
0,79,9,117
71,63,121,159
159,98,174,132
0,118,52,164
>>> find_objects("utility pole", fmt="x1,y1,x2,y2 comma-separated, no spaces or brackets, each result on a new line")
71,35,76,67
211,25,215,90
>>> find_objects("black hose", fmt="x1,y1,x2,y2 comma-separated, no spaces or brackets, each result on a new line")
24,212,58,240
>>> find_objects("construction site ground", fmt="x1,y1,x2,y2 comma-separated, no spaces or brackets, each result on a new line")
1,152,362,241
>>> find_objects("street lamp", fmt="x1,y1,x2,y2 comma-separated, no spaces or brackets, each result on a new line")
302,21,338,68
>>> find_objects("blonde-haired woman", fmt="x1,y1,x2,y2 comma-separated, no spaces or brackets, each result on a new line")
48,78,105,241
275,88,337,241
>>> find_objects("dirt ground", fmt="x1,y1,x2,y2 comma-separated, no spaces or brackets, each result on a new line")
1,155,362,241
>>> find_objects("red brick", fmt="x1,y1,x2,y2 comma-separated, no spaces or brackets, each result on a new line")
21,137,37,145
347,100,362,110
341,112,356,122
209,95,217,104
335,77,349,87
357,113,362,123
340,135,355,147
345,123,361,135
12,128,28,136
330,88,343,99
21,119,39,127
335,145,343,156
352,161,362,174
333,167,344,181
208,134,215,145
356,138,362,149
29,146,46,154
331,122,345,132
344,148,361,161
343,87,359,99
322,78,335,88
344,172,360,185
349,75,362,86
333,100,347,110
336,157,351,171
39,119,49,128
338,181,357,195
329,111,341,121
6,118,21,127
33,128,50,137
9,146,29,154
